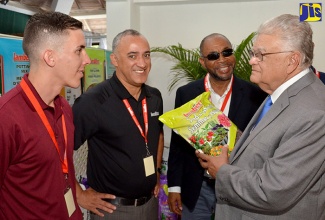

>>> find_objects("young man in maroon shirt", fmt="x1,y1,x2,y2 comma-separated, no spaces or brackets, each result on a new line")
0,12,91,219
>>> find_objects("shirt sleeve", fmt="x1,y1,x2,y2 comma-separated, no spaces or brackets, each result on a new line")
72,94,99,150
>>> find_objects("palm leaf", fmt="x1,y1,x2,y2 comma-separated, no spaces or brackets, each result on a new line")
233,32,256,81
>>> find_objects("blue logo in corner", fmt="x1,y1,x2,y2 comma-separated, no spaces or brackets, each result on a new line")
300,3,322,21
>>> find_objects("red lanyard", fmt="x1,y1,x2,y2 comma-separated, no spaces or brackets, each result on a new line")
204,74,233,112
123,98,149,147
20,78,68,174
313,67,320,78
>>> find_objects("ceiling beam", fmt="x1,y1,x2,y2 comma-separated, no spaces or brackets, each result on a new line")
74,0,81,9
70,10,106,19
97,0,105,8
51,0,74,14
82,19,91,32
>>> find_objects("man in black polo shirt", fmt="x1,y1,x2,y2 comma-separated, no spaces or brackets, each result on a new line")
73,29,164,220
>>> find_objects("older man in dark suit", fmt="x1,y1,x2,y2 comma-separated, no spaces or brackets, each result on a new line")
167,33,266,220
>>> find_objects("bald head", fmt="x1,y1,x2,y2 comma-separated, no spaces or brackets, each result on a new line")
200,33,231,56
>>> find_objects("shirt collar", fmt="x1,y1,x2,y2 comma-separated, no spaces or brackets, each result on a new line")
21,74,63,117
207,73,233,98
271,68,309,103
109,72,149,101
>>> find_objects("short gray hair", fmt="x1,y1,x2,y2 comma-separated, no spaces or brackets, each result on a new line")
256,14,313,68
112,29,141,53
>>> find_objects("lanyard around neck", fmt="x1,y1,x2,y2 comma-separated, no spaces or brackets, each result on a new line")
123,98,150,153
204,73,233,112
20,78,68,174
312,67,320,78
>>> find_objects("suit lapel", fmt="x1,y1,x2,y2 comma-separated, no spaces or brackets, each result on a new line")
196,79,206,94
228,77,244,119
229,71,315,163
230,95,288,162
229,98,265,162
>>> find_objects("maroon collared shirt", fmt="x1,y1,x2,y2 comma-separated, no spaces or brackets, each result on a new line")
0,74,82,220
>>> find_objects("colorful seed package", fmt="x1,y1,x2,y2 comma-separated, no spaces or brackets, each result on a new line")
159,92,240,156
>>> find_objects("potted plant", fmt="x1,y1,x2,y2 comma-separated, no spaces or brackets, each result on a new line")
151,32,256,91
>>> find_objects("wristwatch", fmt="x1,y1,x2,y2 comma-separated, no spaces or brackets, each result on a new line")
157,167,162,174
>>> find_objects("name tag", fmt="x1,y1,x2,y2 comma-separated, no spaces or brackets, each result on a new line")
64,188,76,217
143,155,155,177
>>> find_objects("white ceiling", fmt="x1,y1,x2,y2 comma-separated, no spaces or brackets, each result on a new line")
1,0,107,35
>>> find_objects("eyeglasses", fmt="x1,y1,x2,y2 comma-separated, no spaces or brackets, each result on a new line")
248,49,293,62
202,49,234,61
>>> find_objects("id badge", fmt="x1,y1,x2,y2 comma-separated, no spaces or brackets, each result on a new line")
143,155,155,177
64,188,76,217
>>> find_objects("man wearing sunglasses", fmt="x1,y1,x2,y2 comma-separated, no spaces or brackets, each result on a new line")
167,33,266,220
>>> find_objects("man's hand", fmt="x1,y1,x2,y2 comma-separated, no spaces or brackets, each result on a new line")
196,145,229,179
77,187,117,217
168,192,182,215
154,182,160,198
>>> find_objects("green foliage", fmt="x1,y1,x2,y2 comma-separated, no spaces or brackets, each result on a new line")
151,32,256,91
233,32,256,81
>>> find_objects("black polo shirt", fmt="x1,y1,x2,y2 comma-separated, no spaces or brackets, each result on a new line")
73,73,163,198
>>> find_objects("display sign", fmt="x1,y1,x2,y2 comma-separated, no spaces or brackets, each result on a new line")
0,36,29,94
82,48,115,92
0,55,3,96
83,48,106,92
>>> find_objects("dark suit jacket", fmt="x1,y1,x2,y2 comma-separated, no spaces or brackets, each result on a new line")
215,71,325,219
310,65,325,84
318,71,325,84
167,75,267,210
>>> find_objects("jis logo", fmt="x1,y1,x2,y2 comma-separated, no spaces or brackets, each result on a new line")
299,3,322,22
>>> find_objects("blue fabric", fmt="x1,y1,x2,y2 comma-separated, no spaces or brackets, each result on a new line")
181,180,215,220
256,96,273,124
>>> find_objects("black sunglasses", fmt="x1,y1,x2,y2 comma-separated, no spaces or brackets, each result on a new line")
202,49,234,61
